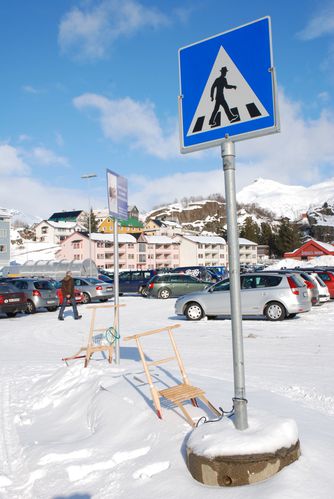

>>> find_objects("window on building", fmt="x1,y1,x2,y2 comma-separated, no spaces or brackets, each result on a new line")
139,243,146,252
0,244,6,253
0,229,7,238
41,226,48,234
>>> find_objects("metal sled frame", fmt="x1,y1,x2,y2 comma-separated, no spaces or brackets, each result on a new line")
124,324,220,427
63,304,125,367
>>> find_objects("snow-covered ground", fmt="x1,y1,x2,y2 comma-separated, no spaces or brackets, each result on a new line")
0,296,333,498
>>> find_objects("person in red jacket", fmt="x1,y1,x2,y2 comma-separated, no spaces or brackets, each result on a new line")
58,271,82,321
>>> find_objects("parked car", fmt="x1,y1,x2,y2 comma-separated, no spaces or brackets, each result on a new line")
300,271,330,304
0,283,27,317
173,266,219,282
310,270,334,299
9,278,59,313
53,281,84,305
175,272,311,321
73,277,113,304
271,270,320,306
146,273,212,299
100,270,157,295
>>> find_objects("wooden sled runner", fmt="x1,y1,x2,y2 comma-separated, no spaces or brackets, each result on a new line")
63,304,125,367
124,324,220,427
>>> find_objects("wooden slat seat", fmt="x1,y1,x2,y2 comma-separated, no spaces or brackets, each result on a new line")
124,324,220,427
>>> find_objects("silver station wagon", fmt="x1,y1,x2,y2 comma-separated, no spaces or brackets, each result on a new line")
175,272,311,321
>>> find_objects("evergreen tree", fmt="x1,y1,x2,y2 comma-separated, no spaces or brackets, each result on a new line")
274,218,302,257
239,217,260,243
82,209,99,233
259,222,275,257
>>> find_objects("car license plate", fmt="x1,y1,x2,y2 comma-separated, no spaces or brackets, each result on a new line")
47,300,56,304
8,298,20,302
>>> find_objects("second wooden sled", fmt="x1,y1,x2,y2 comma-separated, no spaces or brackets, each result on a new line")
63,303,125,367
124,324,220,427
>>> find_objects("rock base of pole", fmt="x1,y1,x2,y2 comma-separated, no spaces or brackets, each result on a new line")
187,439,300,487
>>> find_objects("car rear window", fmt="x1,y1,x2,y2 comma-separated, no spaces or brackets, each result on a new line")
288,275,305,287
317,272,330,282
33,281,54,290
0,284,17,293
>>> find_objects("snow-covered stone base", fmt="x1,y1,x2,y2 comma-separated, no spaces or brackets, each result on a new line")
186,410,301,487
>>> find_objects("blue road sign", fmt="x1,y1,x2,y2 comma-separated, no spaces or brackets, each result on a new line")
106,169,128,220
178,17,279,153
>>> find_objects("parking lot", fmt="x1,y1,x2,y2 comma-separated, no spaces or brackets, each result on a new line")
0,294,333,498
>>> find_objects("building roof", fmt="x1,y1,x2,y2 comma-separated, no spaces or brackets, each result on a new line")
90,233,137,243
144,236,176,244
182,235,226,244
49,210,83,222
239,238,258,246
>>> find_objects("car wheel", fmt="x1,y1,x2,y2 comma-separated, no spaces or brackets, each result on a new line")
6,312,17,318
158,288,171,299
82,292,91,304
140,287,148,297
185,302,204,321
25,300,36,314
47,306,58,312
264,302,286,321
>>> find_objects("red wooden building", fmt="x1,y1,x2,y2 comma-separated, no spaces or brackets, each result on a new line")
284,239,334,261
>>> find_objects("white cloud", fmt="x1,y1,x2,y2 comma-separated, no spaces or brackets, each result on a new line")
0,144,29,175
0,176,91,219
125,90,334,209
21,85,41,94
58,0,169,60
297,5,334,40
73,93,179,158
31,147,69,166
129,170,224,211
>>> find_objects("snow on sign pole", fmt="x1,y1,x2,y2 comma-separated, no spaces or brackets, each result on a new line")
106,169,128,365
178,17,279,431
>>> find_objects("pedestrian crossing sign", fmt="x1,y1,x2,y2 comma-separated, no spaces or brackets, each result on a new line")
178,17,279,153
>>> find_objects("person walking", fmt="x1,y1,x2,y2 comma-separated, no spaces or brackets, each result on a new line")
58,271,82,321
209,66,238,126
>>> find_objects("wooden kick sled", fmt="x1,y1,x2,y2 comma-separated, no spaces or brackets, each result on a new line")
124,324,220,427
62,303,125,367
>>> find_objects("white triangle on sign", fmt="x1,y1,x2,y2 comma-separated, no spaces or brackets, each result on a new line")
187,45,269,137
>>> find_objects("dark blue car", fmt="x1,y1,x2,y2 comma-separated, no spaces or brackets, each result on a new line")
99,270,157,295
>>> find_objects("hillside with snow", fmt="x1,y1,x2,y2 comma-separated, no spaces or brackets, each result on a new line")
237,178,334,219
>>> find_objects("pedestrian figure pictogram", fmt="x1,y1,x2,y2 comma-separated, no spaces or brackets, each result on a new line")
209,66,238,126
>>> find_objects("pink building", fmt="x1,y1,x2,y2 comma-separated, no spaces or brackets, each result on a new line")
57,232,138,270
57,232,180,270
137,234,180,269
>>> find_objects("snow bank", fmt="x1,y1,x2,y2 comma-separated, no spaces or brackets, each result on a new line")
188,410,298,457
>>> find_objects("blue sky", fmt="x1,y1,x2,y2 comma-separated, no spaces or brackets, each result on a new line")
1,0,334,219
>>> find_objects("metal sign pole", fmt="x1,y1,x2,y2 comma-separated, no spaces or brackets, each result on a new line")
113,218,120,364
221,139,248,430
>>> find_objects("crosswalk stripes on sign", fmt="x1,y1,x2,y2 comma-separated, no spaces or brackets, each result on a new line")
187,45,269,137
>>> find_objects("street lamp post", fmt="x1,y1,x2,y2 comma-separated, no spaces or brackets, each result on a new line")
81,173,97,277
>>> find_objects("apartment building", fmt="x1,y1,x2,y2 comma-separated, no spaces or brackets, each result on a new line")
239,238,258,265
137,234,180,269
177,235,228,267
35,220,85,244
57,232,138,270
0,209,11,268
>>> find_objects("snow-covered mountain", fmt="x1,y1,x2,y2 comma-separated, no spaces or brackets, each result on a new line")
236,178,334,219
